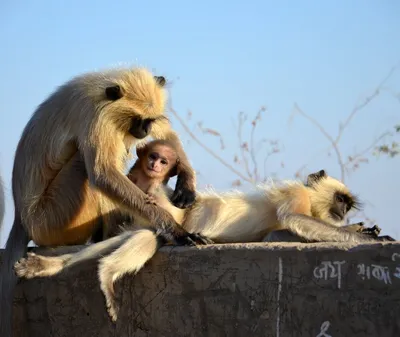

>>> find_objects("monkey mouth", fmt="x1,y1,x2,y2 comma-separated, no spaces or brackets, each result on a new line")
330,211,344,221
147,167,161,174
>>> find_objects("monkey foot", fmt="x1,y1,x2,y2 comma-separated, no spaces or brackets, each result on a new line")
14,252,64,278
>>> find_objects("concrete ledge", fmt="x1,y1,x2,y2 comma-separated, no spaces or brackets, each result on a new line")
3,241,400,337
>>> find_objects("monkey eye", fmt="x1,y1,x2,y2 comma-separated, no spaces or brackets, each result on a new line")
335,194,345,203
149,153,157,160
161,160,168,165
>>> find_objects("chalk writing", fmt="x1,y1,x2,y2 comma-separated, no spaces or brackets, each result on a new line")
313,261,346,289
313,254,400,288
392,253,400,279
357,263,392,284
316,321,332,337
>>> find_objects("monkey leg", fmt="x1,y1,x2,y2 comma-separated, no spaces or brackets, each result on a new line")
25,152,103,246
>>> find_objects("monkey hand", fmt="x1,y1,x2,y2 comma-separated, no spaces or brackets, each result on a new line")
171,173,196,209
360,224,382,237
375,235,396,242
157,225,213,246
173,232,214,246
144,193,158,205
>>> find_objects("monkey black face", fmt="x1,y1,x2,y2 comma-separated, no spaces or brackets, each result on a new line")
129,117,155,139
329,192,355,221
105,85,124,101
306,169,327,187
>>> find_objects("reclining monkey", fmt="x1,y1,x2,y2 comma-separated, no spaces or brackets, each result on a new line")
14,169,393,322
0,67,209,337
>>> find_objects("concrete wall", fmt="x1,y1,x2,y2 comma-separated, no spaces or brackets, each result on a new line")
3,241,400,337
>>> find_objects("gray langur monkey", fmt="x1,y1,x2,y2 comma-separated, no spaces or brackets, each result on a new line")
0,67,209,337
14,169,393,322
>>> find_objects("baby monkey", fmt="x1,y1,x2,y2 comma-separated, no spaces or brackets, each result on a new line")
92,139,186,243
127,140,186,225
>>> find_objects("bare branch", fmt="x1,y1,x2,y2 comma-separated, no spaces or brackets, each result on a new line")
335,65,397,144
167,100,254,184
344,131,392,167
236,111,253,180
293,103,346,182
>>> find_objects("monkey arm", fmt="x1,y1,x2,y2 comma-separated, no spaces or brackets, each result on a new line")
277,212,377,243
150,119,196,209
264,224,381,243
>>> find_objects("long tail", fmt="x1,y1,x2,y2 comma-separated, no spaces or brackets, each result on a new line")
98,228,165,321
0,216,30,337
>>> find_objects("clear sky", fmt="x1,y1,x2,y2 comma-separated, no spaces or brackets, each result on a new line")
0,0,399,246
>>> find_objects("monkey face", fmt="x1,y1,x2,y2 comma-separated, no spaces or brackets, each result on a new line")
143,145,178,179
308,171,361,225
329,192,355,221
129,117,156,139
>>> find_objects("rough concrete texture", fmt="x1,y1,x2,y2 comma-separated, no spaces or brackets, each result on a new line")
2,241,400,337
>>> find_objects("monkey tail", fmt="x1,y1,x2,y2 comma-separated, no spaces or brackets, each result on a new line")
97,228,166,321
0,216,30,337
98,228,165,287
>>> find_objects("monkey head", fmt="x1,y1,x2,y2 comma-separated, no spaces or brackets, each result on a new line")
104,75,168,140
306,169,361,225
137,140,180,180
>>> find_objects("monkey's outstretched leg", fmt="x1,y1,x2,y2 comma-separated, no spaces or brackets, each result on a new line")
14,231,134,279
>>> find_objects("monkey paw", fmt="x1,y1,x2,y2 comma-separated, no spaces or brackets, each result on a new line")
188,233,214,245
171,178,196,209
14,252,63,279
172,232,214,246
144,193,158,205
376,235,396,242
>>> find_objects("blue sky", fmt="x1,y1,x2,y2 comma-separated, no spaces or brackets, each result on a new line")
0,0,399,245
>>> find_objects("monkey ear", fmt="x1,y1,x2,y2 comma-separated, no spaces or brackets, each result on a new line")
105,85,123,101
154,76,166,87
306,169,327,187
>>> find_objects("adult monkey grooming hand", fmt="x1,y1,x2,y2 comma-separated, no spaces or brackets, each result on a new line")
0,67,207,337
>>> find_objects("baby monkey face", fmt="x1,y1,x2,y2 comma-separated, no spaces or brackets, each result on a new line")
144,144,178,178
